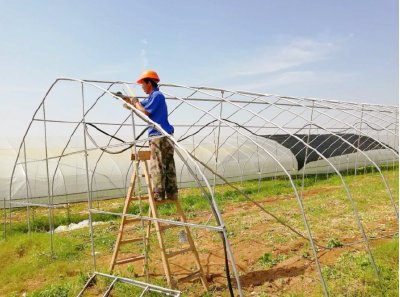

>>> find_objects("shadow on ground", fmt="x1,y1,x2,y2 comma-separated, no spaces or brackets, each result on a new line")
238,266,306,287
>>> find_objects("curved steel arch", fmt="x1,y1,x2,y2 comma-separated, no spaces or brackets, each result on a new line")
246,92,399,220
162,84,398,282
161,87,331,295
7,79,399,297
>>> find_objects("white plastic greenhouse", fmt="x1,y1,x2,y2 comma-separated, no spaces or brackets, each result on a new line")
1,78,398,296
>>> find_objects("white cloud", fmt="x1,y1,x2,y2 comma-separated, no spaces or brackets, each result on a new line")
141,39,148,45
140,49,148,68
233,37,339,76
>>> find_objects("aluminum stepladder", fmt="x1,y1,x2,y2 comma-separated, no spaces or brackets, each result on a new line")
109,150,209,291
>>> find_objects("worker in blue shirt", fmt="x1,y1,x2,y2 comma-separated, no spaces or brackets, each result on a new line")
130,70,178,201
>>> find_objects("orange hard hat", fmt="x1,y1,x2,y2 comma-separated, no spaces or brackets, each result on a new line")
137,70,160,84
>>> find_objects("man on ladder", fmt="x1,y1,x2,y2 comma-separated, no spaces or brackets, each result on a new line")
126,70,178,201
115,71,208,290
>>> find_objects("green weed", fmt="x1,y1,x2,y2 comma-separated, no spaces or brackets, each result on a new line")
259,253,289,268
326,238,344,248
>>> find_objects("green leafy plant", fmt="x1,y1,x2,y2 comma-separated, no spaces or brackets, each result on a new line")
326,238,344,248
259,253,289,268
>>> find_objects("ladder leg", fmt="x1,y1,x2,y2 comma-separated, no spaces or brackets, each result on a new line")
111,153,208,291
175,201,209,290
142,206,152,275
110,165,138,271
143,160,175,288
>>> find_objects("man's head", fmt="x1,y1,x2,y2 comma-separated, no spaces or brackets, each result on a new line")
141,78,158,94
137,70,160,94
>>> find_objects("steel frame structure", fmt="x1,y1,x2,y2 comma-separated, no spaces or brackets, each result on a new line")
2,78,399,296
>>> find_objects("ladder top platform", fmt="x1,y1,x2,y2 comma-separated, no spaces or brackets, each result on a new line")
131,150,151,161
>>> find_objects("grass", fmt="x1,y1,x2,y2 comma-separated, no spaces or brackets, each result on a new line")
0,163,398,296
323,236,399,296
0,233,87,295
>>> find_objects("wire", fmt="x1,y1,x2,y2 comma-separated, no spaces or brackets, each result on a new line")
178,118,262,142
84,118,396,294
222,231,235,297
84,123,148,154
86,123,126,143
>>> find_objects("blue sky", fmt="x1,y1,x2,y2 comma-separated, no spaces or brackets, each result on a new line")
0,0,398,137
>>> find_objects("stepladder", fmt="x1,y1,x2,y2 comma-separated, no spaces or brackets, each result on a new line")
109,150,209,291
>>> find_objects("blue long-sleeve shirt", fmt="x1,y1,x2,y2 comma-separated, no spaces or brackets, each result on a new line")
141,88,174,136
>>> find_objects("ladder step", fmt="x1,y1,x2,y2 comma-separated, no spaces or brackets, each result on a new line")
120,237,144,244
115,255,145,265
159,223,181,232
166,247,192,259
177,271,202,283
111,158,208,291
130,196,149,201
131,151,151,161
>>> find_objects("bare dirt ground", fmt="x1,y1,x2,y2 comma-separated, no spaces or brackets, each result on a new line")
89,190,397,296
5,182,398,296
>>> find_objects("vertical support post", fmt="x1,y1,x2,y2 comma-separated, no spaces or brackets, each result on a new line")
301,103,314,199
385,112,390,172
257,135,262,193
354,105,364,185
257,149,261,193
192,137,197,185
237,128,242,186
9,178,12,236
213,92,223,193
394,108,399,178
257,126,261,193
3,196,6,239
364,152,367,177
43,103,54,256
314,128,320,184
23,142,31,236
81,83,96,270
274,142,278,187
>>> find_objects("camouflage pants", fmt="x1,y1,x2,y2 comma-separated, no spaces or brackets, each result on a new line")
149,136,178,200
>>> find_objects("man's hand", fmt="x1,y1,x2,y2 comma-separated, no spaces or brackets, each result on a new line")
122,97,138,110
122,97,132,104
112,92,138,109
133,100,150,116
